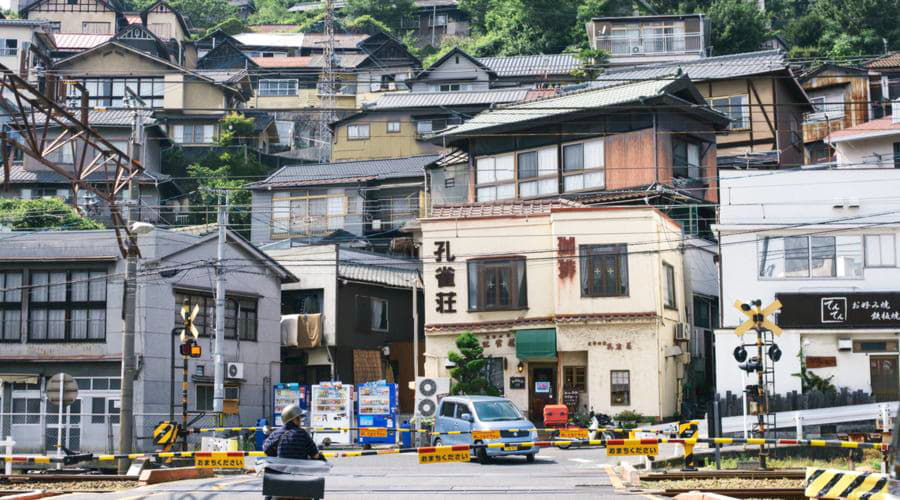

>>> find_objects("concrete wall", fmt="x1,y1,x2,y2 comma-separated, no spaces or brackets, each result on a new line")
834,134,900,168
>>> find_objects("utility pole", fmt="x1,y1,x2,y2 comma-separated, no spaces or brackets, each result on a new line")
213,192,228,414
118,89,144,474
317,0,336,163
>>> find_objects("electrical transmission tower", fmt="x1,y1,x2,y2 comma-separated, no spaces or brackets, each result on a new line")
317,0,337,163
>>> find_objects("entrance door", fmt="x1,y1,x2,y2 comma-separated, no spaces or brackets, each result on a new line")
529,365,557,423
870,356,899,402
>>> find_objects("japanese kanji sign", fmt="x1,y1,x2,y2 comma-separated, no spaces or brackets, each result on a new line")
777,293,900,328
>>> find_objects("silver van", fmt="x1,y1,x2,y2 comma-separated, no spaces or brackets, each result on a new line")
432,395,538,464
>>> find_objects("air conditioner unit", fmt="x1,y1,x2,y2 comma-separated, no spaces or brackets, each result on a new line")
415,376,450,417
674,323,691,342
838,338,853,351
226,362,244,380
631,45,643,54
387,82,396,90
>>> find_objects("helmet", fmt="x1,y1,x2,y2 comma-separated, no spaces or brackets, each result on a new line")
281,404,304,425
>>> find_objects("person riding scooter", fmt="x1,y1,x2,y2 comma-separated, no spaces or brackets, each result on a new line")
264,405,324,461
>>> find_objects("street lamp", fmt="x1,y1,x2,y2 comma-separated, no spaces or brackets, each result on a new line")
118,220,154,474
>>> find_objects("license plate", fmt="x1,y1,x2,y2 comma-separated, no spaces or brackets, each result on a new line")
502,445,520,451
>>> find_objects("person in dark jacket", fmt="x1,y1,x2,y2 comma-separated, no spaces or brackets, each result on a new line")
264,404,322,460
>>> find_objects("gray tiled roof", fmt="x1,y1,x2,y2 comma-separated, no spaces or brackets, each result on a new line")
0,231,122,260
372,89,530,109
594,50,788,87
247,154,441,189
477,54,581,77
5,164,170,184
339,262,420,288
194,69,249,84
429,199,586,219
437,77,676,138
85,109,155,127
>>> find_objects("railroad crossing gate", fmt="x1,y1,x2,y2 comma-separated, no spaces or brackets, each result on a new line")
804,467,889,499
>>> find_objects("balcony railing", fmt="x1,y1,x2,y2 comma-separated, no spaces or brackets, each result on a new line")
596,32,703,56
0,48,18,57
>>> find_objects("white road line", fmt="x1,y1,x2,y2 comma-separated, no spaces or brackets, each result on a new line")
568,458,593,463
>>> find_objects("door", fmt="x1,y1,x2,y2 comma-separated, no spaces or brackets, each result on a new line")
870,356,899,402
436,401,457,444
529,365,557,423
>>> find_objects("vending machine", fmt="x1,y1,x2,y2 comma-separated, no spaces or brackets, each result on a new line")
273,383,309,427
356,381,397,446
310,382,354,446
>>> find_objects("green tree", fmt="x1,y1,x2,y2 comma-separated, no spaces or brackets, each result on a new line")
170,0,236,30
481,0,581,55
458,0,491,34
217,112,257,147
345,0,416,32
186,162,252,233
204,17,248,37
448,332,500,396
0,198,103,231
706,0,768,55
812,0,900,59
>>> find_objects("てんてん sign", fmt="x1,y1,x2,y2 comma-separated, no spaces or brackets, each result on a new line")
777,293,900,329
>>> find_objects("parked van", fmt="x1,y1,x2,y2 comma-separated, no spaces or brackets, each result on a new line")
432,396,538,464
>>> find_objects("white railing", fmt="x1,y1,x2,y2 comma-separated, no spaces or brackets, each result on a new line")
596,32,703,56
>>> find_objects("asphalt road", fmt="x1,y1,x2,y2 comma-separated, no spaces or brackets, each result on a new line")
58,447,650,499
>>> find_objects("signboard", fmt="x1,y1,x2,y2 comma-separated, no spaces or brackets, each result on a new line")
558,428,589,440
563,391,579,413
535,381,551,393
606,443,659,456
46,373,78,407
777,293,900,328
195,456,244,468
472,430,500,441
359,427,388,438
418,447,470,464
509,377,526,389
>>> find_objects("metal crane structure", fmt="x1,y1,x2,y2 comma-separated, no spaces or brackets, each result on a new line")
317,0,337,162
0,64,143,257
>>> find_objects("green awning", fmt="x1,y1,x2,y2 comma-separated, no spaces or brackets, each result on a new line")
515,329,557,360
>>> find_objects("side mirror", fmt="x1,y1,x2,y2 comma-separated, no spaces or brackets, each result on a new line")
460,413,473,422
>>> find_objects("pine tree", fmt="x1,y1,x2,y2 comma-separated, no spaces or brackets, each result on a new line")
448,332,500,396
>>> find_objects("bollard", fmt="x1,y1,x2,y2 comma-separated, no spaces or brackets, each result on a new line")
3,435,15,475
794,415,803,440
681,441,697,471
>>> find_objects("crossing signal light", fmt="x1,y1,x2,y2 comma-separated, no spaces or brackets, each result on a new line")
179,342,191,356
738,357,763,373
190,343,201,358
179,339,202,358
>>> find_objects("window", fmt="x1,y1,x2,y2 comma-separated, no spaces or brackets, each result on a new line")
429,14,448,26
270,191,347,237
48,141,75,164
259,79,298,97
0,271,22,342
663,263,676,308
91,397,109,424
467,258,527,311
484,357,504,395
474,154,515,202
172,124,215,144
562,139,605,192
610,370,630,406
580,244,628,297
387,121,401,133
444,177,455,188
852,340,899,353
196,385,213,411
82,22,111,34
0,39,17,57
355,296,388,332
866,234,896,267
48,21,61,33
245,50,287,58
371,297,388,331
29,270,106,341
810,96,825,112
175,292,257,340
385,193,420,228
12,398,41,424
758,235,864,279
564,366,586,392
430,83,470,92
672,139,701,179
894,142,900,168
416,118,457,135
439,401,457,417
517,147,558,198
806,89,845,121
65,77,164,109
347,124,370,140
148,23,171,39
710,95,748,129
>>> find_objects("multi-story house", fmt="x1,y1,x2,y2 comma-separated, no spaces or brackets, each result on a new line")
4,109,183,225
826,99,900,169
20,0,123,35
0,228,296,453
248,154,440,250
800,64,873,164
714,169,900,403
266,244,424,413
866,52,900,119
421,201,690,421
586,14,709,67
0,18,55,82
596,50,812,168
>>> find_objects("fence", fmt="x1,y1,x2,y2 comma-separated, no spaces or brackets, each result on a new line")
718,388,876,418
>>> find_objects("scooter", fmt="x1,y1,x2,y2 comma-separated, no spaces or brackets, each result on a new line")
587,411,618,442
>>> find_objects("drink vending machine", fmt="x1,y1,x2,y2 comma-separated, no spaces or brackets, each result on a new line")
355,381,397,445
272,383,309,426
310,382,353,445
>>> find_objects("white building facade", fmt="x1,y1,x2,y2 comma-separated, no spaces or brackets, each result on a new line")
714,169,900,402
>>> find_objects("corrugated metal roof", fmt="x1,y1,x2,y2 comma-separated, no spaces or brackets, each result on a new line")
86,109,155,126
53,33,113,50
250,56,313,68
373,89,530,109
429,199,586,219
194,69,248,84
438,77,675,137
339,262,420,288
477,54,581,77
248,154,441,189
594,50,788,86
0,230,122,260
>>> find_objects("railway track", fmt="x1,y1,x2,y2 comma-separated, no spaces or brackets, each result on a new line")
642,469,806,481
656,487,805,498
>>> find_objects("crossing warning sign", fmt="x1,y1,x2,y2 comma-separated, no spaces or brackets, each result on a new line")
606,443,659,456
195,456,244,468
417,446,470,464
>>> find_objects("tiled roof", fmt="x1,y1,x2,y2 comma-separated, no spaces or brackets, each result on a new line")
250,56,313,68
595,50,788,86
372,89,530,110
5,164,168,184
428,199,586,219
247,154,441,189
437,77,677,138
194,69,248,84
85,109,155,126
53,33,113,50
477,54,582,77
302,33,368,50
309,52,369,68
866,52,900,69
827,117,900,142
171,223,218,236
248,24,298,33
339,262,420,288
425,312,658,333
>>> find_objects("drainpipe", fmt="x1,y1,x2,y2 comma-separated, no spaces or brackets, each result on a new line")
652,109,659,185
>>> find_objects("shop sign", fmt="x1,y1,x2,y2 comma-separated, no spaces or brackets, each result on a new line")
777,293,900,328
434,241,458,313
606,443,658,456
509,377,526,389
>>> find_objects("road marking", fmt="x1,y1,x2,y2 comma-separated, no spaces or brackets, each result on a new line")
211,476,258,491
568,458,592,463
116,492,165,500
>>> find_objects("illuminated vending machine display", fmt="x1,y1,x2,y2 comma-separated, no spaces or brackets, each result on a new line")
273,383,309,427
356,381,397,446
310,382,353,445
